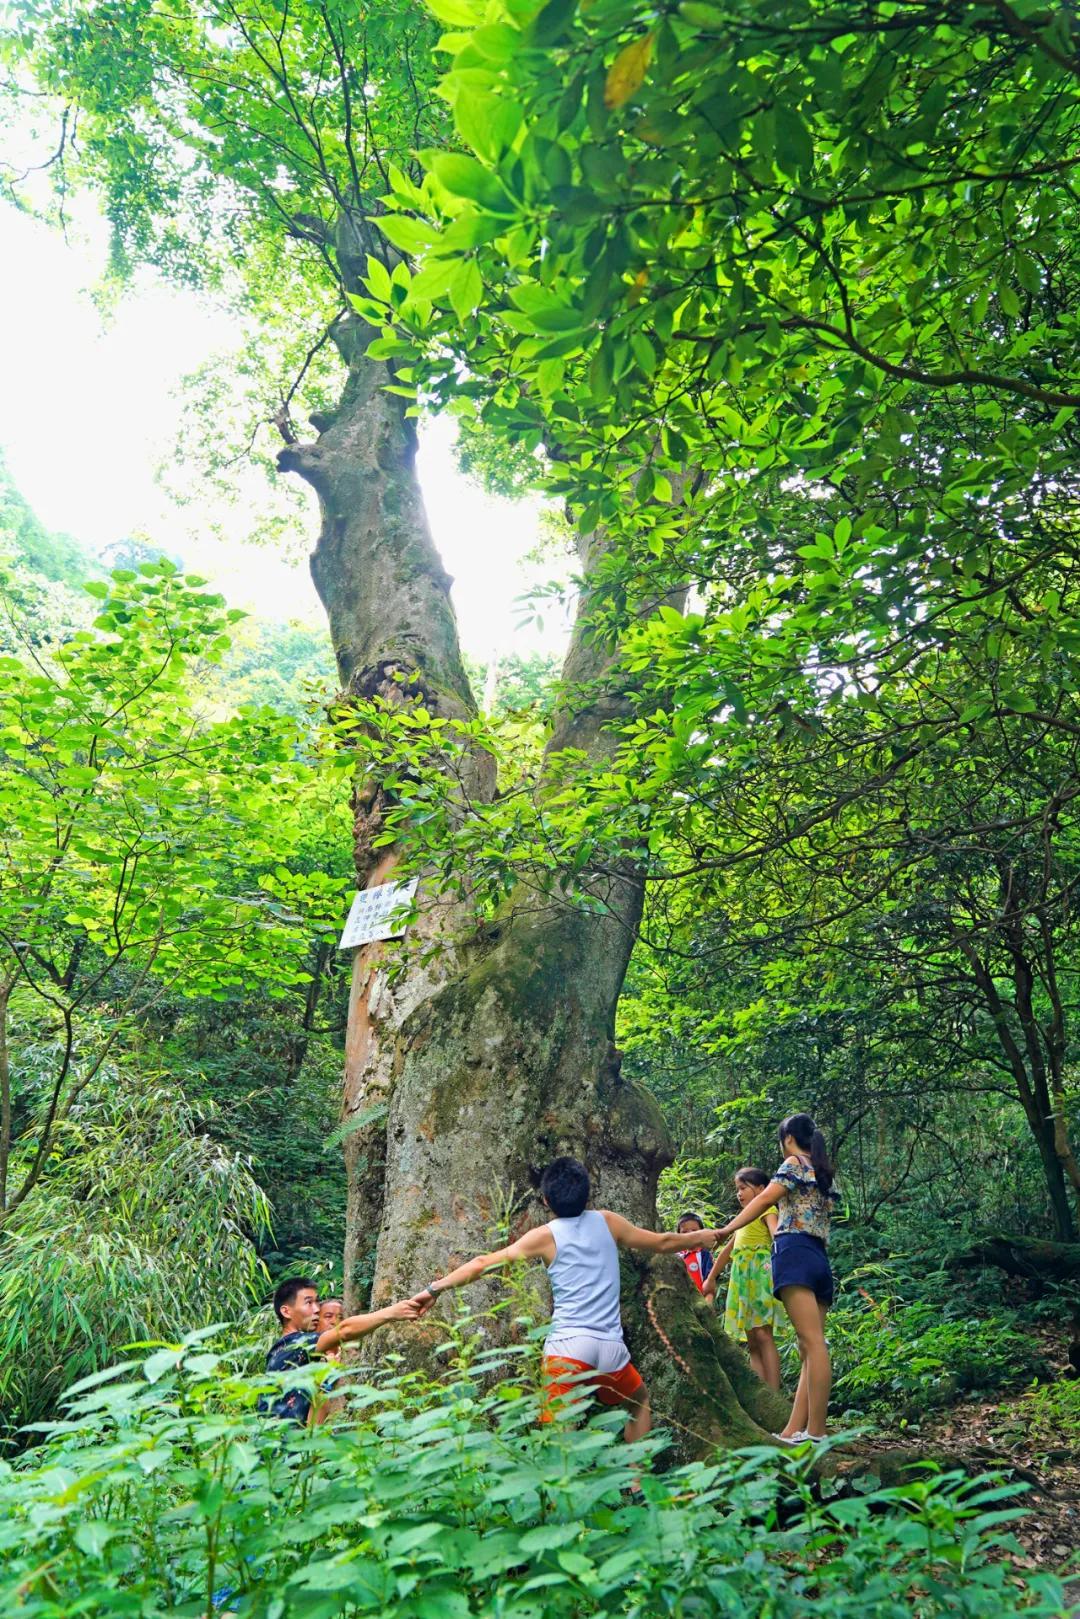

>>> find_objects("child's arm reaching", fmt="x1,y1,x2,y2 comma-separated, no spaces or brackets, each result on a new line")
602,1212,724,1255
409,1225,555,1310
764,1211,779,1238
702,1240,734,1298
315,1297,424,1354
716,1181,785,1237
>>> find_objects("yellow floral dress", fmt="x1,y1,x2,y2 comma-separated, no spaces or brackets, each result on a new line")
723,1214,783,1342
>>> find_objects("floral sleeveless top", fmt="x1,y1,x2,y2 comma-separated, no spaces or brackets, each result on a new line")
773,1155,837,1243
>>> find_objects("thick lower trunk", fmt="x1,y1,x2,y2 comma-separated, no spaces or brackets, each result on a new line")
363,892,789,1454
1022,1094,1077,1242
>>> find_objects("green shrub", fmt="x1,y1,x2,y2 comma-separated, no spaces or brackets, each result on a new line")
0,1329,1067,1618
993,1379,1080,1463
830,1289,1042,1419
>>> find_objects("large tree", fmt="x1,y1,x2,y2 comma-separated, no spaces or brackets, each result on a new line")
14,0,1080,1446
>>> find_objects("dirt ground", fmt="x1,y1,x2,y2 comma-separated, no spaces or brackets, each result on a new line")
863,1323,1079,1605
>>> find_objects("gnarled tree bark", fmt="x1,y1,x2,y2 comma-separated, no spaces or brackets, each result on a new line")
279,304,495,1302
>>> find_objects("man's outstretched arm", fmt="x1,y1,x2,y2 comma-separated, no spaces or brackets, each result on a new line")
602,1211,724,1255
315,1297,424,1354
411,1226,554,1308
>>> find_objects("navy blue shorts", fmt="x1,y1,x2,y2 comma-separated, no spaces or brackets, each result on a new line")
772,1233,834,1306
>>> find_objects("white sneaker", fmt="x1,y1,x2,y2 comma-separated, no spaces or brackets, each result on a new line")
773,1430,807,1444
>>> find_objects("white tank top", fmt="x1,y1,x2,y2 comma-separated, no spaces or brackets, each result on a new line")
546,1210,624,1340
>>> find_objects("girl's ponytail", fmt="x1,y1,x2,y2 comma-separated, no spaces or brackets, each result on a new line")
809,1128,834,1196
779,1112,834,1195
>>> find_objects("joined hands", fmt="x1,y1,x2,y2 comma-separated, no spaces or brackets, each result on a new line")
382,1297,429,1323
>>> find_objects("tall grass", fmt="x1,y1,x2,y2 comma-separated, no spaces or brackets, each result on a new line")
0,1068,269,1444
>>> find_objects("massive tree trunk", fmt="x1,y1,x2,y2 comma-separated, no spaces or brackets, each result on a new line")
282,321,788,1452
279,308,496,1301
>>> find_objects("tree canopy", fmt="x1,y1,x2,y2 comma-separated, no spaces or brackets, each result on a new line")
340,0,1080,1238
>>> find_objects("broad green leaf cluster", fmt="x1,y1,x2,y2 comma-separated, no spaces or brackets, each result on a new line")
350,0,1080,1239
4,0,443,290
369,0,1080,548
0,562,349,1234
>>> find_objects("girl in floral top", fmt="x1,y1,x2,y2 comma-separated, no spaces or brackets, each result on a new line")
716,1113,837,1443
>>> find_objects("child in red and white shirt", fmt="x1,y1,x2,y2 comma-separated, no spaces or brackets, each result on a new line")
676,1211,715,1293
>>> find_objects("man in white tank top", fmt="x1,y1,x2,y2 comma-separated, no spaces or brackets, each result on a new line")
410,1157,722,1440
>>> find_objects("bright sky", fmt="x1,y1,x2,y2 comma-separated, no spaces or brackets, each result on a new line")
0,201,567,664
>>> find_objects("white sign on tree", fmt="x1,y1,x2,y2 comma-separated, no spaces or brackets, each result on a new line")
338,877,419,951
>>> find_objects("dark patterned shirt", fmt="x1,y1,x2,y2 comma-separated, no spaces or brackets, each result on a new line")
258,1331,318,1424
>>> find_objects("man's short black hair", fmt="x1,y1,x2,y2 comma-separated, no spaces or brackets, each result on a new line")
540,1157,590,1217
273,1275,316,1324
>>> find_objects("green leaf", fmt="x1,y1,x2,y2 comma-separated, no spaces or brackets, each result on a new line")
532,0,578,45
429,153,517,214
775,104,814,174
74,1522,119,1556
377,215,440,256
449,258,484,321
589,341,613,400
998,284,1021,318
142,1348,182,1383
407,256,460,302
366,254,394,303
630,330,657,375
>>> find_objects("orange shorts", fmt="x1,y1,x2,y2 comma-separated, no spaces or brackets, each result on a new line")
540,1355,645,1422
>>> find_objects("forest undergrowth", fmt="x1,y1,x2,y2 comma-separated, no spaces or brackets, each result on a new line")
0,1314,1074,1619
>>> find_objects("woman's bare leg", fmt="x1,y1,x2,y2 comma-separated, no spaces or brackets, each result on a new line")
781,1357,810,1437
779,1287,830,1436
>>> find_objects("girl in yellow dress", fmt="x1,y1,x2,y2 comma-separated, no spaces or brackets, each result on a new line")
704,1167,782,1389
